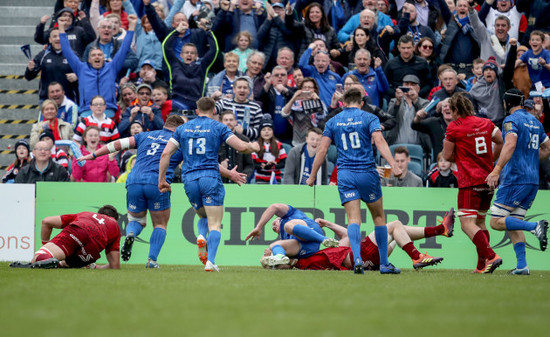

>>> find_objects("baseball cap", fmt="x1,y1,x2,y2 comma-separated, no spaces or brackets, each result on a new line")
272,2,284,8
140,59,156,69
523,99,535,109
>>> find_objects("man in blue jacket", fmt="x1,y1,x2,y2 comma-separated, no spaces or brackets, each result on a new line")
59,13,137,118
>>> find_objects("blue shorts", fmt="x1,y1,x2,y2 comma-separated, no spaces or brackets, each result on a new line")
337,169,382,205
127,184,170,213
184,176,225,209
494,184,538,211
294,239,322,258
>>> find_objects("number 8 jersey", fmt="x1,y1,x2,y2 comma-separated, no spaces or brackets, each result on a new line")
170,116,234,182
445,115,498,188
500,109,549,186
323,107,381,171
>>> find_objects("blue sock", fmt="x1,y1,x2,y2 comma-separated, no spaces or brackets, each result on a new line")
375,226,389,266
197,218,208,237
148,227,166,261
126,221,143,238
292,224,326,243
514,242,527,269
207,230,221,264
271,244,286,256
505,217,537,231
347,224,362,266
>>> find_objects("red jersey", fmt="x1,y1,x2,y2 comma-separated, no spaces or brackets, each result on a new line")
445,116,497,188
60,212,120,253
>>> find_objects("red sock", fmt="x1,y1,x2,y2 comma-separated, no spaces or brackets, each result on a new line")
424,224,444,237
473,230,495,264
482,230,490,244
403,242,421,260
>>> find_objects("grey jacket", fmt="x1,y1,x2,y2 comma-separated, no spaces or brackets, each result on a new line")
283,143,328,185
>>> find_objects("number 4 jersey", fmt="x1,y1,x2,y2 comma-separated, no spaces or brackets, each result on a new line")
500,109,549,186
445,115,498,188
323,107,381,171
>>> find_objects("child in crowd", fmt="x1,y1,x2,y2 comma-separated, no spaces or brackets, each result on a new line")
426,152,458,188
73,95,120,145
232,31,254,73
465,58,484,91
152,86,173,122
2,139,31,183
71,126,119,182
252,116,287,184
39,129,69,168
517,30,550,89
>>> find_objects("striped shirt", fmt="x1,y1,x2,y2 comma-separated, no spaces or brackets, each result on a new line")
215,98,263,140
50,146,69,168
73,114,120,143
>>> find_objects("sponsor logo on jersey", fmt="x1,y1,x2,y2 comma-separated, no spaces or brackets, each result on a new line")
503,122,512,132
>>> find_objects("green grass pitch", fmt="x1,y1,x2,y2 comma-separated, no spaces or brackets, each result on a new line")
1,264,548,337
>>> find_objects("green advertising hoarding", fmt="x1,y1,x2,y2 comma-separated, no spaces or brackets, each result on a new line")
36,182,550,270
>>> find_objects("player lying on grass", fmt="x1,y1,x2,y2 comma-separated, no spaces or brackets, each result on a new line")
260,208,455,271
245,203,340,265
10,205,121,269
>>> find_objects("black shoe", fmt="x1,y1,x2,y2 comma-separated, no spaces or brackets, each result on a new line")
31,258,59,269
532,220,548,251
354,264,365,274
121,235,135,261
9,261,32,268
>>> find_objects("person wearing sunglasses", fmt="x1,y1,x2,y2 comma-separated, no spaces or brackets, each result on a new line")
118,83,164,137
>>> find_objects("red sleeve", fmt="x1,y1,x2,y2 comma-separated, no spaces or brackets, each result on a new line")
330,165,338,185
445,122,456,143
60,214,78,228
519,15,527,33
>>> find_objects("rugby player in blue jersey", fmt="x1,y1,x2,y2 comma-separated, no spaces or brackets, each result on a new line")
306,87,403,274
486,89,550,275
158,97,260,272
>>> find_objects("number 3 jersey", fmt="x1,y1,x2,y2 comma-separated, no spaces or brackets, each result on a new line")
445,115,498,188
500,109,549,186
127,128,183,186
323,107,381,171
170,116,234,182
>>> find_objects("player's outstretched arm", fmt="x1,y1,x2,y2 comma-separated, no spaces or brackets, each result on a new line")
227,136,261,154
306,136,331,186
41,216,63,244
373,131,402,177
442,139,455,162
158,140,179,192
219,164,247,185
78,137,136,161
315,218,349,246
487,133,517,188
245,204,290,241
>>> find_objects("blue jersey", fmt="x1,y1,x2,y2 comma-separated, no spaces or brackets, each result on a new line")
171,116,234,181
127,128,183,185
323,107,381,171
500,109,549,186
279,205,319,240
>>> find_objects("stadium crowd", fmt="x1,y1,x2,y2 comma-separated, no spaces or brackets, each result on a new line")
3,0,550,187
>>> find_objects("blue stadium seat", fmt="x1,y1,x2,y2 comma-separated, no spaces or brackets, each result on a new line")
408,161,423,178
389,144,424,167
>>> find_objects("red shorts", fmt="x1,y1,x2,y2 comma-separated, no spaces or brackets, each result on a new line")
50,224,101,268
457,185,494,218
360,236,380,268
295,247,351,270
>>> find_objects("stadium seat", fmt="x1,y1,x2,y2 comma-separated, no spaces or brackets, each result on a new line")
408,161,423,178
327,145,338,164
389,144,424,167
281,142,292,157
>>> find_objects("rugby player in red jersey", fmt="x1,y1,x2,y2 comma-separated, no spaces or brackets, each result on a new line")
443,93,504,273
12,205,121,269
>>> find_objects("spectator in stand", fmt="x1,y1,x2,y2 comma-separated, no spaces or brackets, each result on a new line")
378,146,423,187
118,84,164,137
469,6,512,66
395,1,437,48
275,47,296,87
25,28,78,104
105,13,126,41
135,14,163,72
252,116,287,184
82,18,138,82
257,3,297,71
215,77,264,140
73,95,120,145
342,48,388,107
245,52,268,104
71,126,120,182
117,82,137,119
432,68,474,109
286,2,339,57
162,21,218,111
406,0,445,33
384,34,432,98
118,120,143,175
299,42,343,107
516,0,550,38
282,77,328,146
332,26,387,69
212,0,267,52
506,43,531,98
2,140,31,184
427,63,453,100
414,37,440,87
208,52,242,100
426,152,458,187
15,141,69,184
439,0,481,80
231,31,254,73
386,74,431,154
465,58,484,91
103,0,131,30
152,86,173,122
218,110,255,183
258,66,294,144
293,67,305,88
479,0,527,41
123,60,166,89
30,100,74,149
283,127,329,185
35,8,95,58
516,30,550,90
337,3,394,44
412,97,454,159
59,14,137,118
37,82,79,130
39,129,69,169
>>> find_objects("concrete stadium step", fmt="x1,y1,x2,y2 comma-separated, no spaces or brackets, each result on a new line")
0,45,45,64
0,77,39,90
0,93,40,105
0,123,35,137
1,0,53,6
0,108,40,120
0,64,30,75
0,35,38,46
0,25,39,39
0,7,54,19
